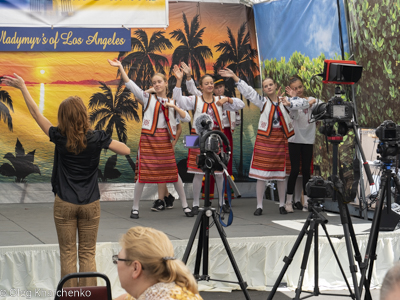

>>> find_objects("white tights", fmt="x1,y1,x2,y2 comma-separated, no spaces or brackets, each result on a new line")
256,178,287,209
192,173,224,207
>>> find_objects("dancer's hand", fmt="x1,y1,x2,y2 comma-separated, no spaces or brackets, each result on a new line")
218,67,239,83
308,98,317,107
280,97,291,106
218,67,235,78
108,58,122,68
145,87,156,94
216,97,232,106
285,86,297,97
164,101,176,109
173,65,183,81
181,62,192,77
1,73,26,90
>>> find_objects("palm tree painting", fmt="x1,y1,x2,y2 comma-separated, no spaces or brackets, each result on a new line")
98,155,121,182
89,80,140,173
0,139,41,182
169,13,213,84
0,80,14,132
214,22,258,178
118,29,173,90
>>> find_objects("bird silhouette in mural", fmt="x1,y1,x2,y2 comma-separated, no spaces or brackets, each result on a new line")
98,154,121,182
0,138,41,182
0,78,14,132
169,13,213,85
214,22,258,179
118,29,173,90
89,80,139,173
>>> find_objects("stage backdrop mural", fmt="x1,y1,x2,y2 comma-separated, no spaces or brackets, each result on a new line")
0,2,260,189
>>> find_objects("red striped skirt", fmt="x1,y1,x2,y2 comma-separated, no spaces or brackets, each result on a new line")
249,128,290,180
135,128,178,183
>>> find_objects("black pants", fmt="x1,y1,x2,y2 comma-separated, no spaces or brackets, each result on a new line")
287,143,314,195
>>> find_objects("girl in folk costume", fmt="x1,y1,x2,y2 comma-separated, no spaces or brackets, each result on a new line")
219,68,303,215
281,75,322,212
108,59,194,219
181,62,240,210
172,65,245,215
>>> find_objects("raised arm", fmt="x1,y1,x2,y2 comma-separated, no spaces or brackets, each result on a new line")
172,65,196,111
108,58,130,83
185,78,202,97
181,62,202,97
2,74,52,136
219,68,264,110
108,58,145,106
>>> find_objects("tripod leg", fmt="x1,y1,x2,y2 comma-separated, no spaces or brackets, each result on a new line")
294,218,316,300
182,210,205,263
344,203,363,267
211,211,251,300
194,216,206,276
336,199,361,300
313,219,319,296
359,173,387,298
202,211,210,277
320,223,356,298
267,213,312,300
363,175,389,300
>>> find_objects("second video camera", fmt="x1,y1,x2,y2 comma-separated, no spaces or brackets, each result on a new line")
376,120,400,158
306,176,334,199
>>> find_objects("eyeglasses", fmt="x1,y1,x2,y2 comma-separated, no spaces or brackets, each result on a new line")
112,255,132,265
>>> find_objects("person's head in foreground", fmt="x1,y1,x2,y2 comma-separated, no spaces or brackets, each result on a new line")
115,226,202,300
380,262,400,300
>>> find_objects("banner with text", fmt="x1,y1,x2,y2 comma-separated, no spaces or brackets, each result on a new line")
0,27,131,51
0,0,168,28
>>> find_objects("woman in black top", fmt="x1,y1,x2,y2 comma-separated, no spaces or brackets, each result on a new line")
2,74,130,287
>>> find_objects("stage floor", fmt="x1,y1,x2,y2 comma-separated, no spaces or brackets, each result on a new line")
0,198,375,247
0,198,393,300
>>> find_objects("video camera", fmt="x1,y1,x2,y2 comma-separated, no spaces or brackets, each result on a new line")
305,176,334,199
183,113,241,198
312,89,354,122
183,113,230,172
375,120,400,159
312,60,362,124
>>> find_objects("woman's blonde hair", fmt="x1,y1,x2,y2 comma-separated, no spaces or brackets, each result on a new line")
57,96,92,155
380,262,400,300
120,226,198,294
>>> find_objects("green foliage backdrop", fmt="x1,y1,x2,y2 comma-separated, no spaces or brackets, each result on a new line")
347,0,400,127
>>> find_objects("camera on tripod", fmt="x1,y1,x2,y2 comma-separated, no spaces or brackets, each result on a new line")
312,93,354,122
312,60,363,126
305,176,334,199
183,113,230,172
375,120,400,159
